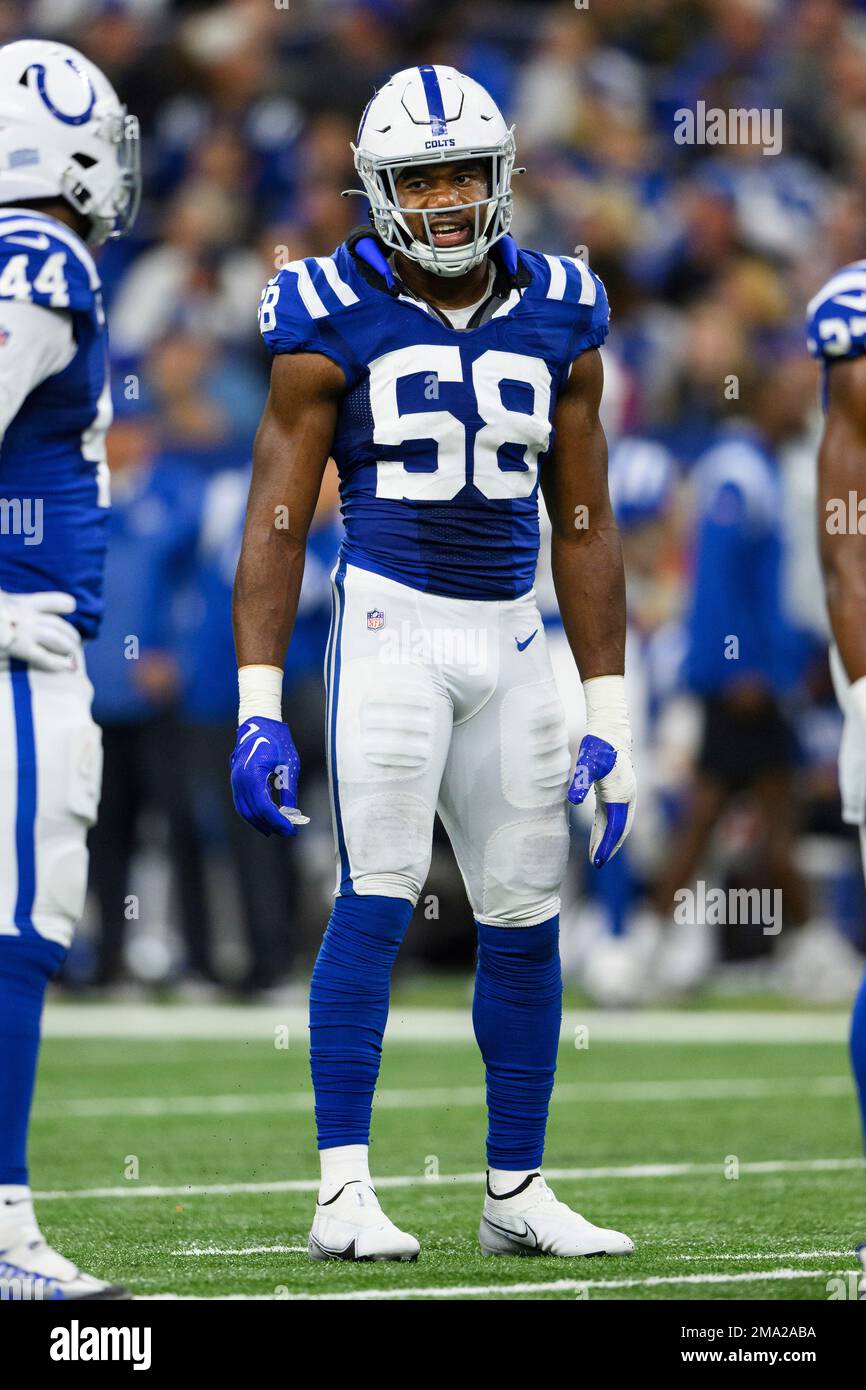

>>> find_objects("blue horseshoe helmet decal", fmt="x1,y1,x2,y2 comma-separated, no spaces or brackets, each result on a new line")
28,57,96,126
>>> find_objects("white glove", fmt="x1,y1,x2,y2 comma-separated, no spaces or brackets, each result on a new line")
0,590,79,672
568,674,637,867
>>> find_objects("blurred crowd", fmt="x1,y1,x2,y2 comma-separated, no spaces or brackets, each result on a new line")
8,0,866,1000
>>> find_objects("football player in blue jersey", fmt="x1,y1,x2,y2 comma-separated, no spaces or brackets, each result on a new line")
807,265,866,1295
232,66,637,1261
0,39,139,1298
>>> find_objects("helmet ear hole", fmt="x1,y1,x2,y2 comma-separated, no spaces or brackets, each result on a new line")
72,152,97,169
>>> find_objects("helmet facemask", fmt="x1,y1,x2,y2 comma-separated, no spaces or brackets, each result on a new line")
60,103,141,246
351,132,516,278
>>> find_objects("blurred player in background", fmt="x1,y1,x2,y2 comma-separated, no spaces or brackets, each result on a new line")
232,66,637,1262
0,39,139,1298
807,262,866,1289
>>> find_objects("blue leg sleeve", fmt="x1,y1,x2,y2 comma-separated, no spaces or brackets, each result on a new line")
309,894,412,1150
0,935,67,1185
473,916,562,1171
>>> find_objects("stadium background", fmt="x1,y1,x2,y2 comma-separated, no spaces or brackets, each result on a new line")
5,0,866,1004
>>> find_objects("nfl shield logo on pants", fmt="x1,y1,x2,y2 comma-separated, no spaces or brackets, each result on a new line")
366,609,385,631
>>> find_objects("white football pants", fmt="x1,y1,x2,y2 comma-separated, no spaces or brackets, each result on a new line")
324,562,572,927
0,642,102,948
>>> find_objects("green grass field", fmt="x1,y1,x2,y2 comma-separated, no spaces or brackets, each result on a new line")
28,1013,866,1300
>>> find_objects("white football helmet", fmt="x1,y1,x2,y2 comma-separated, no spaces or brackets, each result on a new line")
0,38,140,246
350,65,516,278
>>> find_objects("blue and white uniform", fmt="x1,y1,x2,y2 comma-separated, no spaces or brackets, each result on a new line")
808,260,866,1202
0,208,110,949
260,232,609,924
807,263,866,826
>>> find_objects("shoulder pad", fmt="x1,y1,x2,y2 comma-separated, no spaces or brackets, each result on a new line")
259,250,365,380
522,249,610,357
0,211,101,316
806,262,866,361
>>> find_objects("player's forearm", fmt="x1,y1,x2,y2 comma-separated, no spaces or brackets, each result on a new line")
550,520,626,679
822,549,866,683
233,518,305,671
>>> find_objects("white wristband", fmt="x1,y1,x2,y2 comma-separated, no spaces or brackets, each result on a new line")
582,673,631,746
238,664,283,725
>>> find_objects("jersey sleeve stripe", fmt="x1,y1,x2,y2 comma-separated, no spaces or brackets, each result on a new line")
283,259,329,319
314,256,360,307
807,269,866,319
543,254,567,301
568,257,598,306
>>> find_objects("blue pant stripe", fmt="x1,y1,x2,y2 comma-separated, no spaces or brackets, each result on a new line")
9,659,36,935
327,560,352,894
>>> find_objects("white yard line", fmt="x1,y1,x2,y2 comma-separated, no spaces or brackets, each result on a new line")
31,1155,865,1202
35,1074,853,1120
134,1268,841,1300
40,1004,851,1044
168,1243,853,1262
172,1245,307,1256
677,1249,852,1260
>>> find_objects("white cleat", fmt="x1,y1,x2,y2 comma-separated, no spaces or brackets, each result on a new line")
0,1234,129,1300
857,1244,866,1300
308,1180,420,1262
479,1173,634,1258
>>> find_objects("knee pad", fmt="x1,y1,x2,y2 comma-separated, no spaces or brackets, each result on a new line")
342,791,433,901
36,719,101,945
479,813,570,926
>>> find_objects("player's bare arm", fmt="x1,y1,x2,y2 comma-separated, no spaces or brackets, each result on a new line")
541,345,635,866
230,350,344,838
541,347,625,681
233,350,344,669
818,354,866,683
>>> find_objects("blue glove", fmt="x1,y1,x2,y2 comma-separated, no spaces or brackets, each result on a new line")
568,732,636,868
230,717,310,838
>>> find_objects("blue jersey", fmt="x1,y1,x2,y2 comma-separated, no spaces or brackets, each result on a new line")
0,209,111,639
258,233,609,600
685,428,807,697
806,260,866,382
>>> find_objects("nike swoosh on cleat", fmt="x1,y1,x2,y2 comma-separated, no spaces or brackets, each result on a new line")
515,630,538,652
309,1233,358,1260
483,1215,538,1248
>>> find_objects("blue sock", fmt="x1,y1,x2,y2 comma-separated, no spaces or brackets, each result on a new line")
0,936,67,1185
309,894,412,1150
473,917,562,1171
851,966,866,1157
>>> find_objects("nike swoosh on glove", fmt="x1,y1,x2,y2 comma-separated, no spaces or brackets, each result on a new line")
568,734,636,867
230,717,310,838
